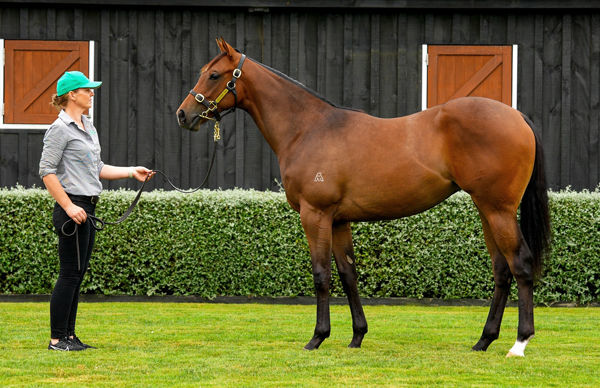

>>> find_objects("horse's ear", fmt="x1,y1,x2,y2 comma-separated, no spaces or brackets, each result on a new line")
216,37,225,52
216,37,234,57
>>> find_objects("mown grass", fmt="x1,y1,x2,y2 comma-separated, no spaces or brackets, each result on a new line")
0,302,598,387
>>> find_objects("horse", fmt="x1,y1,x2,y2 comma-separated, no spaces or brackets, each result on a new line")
176,38,551,357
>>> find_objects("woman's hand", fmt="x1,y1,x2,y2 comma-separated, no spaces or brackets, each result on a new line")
65,203,87,224
100,165,155,181
131,166,155,182
42,174,87,224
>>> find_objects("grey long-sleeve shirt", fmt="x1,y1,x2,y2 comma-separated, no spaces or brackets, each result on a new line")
39,110,104,196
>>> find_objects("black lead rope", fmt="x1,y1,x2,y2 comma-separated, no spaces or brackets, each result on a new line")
152,140,217,193
61,138,218,271
60,174,152,271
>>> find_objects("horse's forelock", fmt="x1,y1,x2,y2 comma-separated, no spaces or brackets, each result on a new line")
201,52,230,75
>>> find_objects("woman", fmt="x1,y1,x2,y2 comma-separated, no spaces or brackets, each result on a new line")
39,71,154,351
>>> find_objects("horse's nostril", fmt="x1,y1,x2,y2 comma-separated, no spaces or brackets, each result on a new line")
177,109,186,123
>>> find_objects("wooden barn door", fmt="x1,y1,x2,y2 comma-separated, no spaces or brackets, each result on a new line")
426,45,513,109
4,40,89,124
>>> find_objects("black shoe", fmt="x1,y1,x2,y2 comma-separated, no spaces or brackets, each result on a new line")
48,337,85,351
71,335,96,349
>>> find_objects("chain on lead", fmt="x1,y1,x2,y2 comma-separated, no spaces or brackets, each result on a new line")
213,121,221,141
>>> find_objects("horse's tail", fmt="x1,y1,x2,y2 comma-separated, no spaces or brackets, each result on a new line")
520,114,551,279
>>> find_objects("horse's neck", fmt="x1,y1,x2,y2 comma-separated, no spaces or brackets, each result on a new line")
240,62,335,156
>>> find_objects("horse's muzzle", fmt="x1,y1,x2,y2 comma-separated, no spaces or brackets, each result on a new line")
176,109,201,131
176,109,187,127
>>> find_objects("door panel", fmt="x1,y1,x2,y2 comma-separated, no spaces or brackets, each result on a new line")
427,45,512,108
4,40,89,124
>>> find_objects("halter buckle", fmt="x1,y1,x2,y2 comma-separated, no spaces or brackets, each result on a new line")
199,110,216,121
194,93,205,103
233,68,242,78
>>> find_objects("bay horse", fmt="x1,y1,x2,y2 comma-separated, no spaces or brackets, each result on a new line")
176,38,550,357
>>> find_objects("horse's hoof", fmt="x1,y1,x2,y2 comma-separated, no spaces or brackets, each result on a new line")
304,336,324,350
472,344,488,352
348,336,364,348
471,337,494,351
506,336,532,357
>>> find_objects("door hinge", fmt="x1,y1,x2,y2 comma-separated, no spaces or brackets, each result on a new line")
425,53,429,66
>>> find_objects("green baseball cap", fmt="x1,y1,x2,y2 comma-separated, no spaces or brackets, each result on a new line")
56,71,102,96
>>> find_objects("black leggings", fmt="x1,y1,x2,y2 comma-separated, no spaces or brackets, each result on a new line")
50,198,96,339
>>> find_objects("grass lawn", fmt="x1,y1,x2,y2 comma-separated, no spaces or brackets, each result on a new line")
0,302,598,387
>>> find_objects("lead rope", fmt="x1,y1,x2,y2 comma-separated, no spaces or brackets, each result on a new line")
60,173,152,271
152,137,217,193
60,135,219,270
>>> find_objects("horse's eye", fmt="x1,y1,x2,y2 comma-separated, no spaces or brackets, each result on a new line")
209,73,220,80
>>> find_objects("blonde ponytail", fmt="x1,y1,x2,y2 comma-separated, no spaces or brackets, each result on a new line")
50,93,69,111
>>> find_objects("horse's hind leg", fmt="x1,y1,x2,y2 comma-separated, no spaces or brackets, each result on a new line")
479,208,536,357
332,222,368,348
472,210,513,351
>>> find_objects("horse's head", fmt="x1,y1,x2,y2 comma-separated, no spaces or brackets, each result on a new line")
177,38,246,131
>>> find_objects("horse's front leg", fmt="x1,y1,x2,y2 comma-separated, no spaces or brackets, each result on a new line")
332,222,367,348
300,206,334,350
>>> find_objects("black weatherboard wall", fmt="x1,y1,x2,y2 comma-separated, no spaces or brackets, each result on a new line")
1,1,599,191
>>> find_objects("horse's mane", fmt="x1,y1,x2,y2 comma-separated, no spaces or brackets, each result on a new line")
250,59,363,113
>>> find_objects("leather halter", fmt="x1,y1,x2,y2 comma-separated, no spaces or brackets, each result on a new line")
188,54,246,129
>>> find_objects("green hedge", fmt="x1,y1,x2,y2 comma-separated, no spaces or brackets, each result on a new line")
1,187,598,304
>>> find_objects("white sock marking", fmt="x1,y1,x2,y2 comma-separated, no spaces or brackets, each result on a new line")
508,335,534,357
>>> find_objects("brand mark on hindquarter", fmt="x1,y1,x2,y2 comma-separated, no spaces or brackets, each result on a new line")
314,172,324,182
